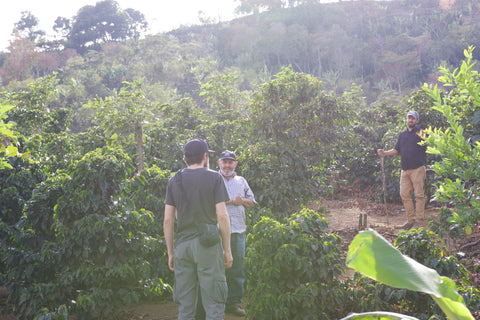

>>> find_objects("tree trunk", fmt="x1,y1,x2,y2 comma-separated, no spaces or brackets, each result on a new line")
135,119,144,172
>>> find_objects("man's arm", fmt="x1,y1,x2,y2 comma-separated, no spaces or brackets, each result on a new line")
163,204,176,271
216,201,233,269
231,179,255,208
231,196,254,208
377,148,398,157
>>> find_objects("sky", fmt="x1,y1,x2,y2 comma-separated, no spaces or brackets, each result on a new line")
0,0,239,51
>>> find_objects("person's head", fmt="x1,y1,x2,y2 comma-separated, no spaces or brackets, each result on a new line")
406,110,419,129
218,150,237,177
183,139,214,167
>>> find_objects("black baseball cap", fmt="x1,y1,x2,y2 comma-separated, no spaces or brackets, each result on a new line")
183,139,214,157
219,150,236,161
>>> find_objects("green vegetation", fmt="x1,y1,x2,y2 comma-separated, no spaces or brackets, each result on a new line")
1,0,479,319
245,208,344,319
346,228,478,319
423,47,480,236
0,103,20,169
345,230,475,320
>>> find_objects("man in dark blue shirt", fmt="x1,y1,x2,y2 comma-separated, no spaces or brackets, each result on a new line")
377,111,427,229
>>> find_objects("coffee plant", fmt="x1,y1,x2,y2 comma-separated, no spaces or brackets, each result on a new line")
243,67,352,216
245,208,347,319
2,147,171,319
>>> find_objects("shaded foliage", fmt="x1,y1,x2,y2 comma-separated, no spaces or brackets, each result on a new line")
2,147,170,319
1,9,480,315
243,67,351,215
245,208,347,319
14,11,45,43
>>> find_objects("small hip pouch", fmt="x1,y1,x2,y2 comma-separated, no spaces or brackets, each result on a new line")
197,223,220,247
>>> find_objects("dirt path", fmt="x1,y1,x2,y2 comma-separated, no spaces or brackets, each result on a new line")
123,297,246,320
321,196,440,231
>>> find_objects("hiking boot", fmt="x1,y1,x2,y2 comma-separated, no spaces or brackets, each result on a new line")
225,305,246,317
412,223,423,230
417,219,427,227
397,221,415,229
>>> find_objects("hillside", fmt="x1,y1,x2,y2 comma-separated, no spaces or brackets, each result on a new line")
167,0,480,102
1,0,480,107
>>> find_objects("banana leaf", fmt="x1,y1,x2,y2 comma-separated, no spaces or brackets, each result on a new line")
345,229,474,320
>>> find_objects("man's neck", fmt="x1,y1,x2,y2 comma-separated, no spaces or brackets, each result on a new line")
188,163,206,169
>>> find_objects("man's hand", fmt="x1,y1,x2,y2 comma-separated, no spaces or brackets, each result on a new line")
377,149,398,157
216,202,233,269
232,196,243,206
224,252,233,269
168,254,174,271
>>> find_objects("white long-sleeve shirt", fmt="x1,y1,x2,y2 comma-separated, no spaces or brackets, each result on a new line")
220,172,255,234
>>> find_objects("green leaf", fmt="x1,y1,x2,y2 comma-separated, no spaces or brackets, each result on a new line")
464,226,472,235
0,103,15,114
99,246,107,254
6,145,18,157
346,230,474,320
341,311,420,320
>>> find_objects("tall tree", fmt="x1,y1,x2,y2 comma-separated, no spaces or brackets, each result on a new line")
14,11,45,43
53,17,71,39
86,80,157,172
2,38,36,82
235,0,284,15
124,8,148,41
67,0,147,54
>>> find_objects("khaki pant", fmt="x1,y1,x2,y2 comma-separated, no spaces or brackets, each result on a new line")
400,166,426,223
173,238,227,320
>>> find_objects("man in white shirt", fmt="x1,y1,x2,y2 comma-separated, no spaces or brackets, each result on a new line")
218,150,255,317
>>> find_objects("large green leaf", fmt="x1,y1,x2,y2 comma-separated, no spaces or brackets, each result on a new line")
341,311,419,320
346,230,474,320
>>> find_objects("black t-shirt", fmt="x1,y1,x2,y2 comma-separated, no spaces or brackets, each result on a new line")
165,167,229,244
394,126,427,170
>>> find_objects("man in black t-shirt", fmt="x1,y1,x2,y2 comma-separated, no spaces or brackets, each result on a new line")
377,111,427,229
164,139,232,319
